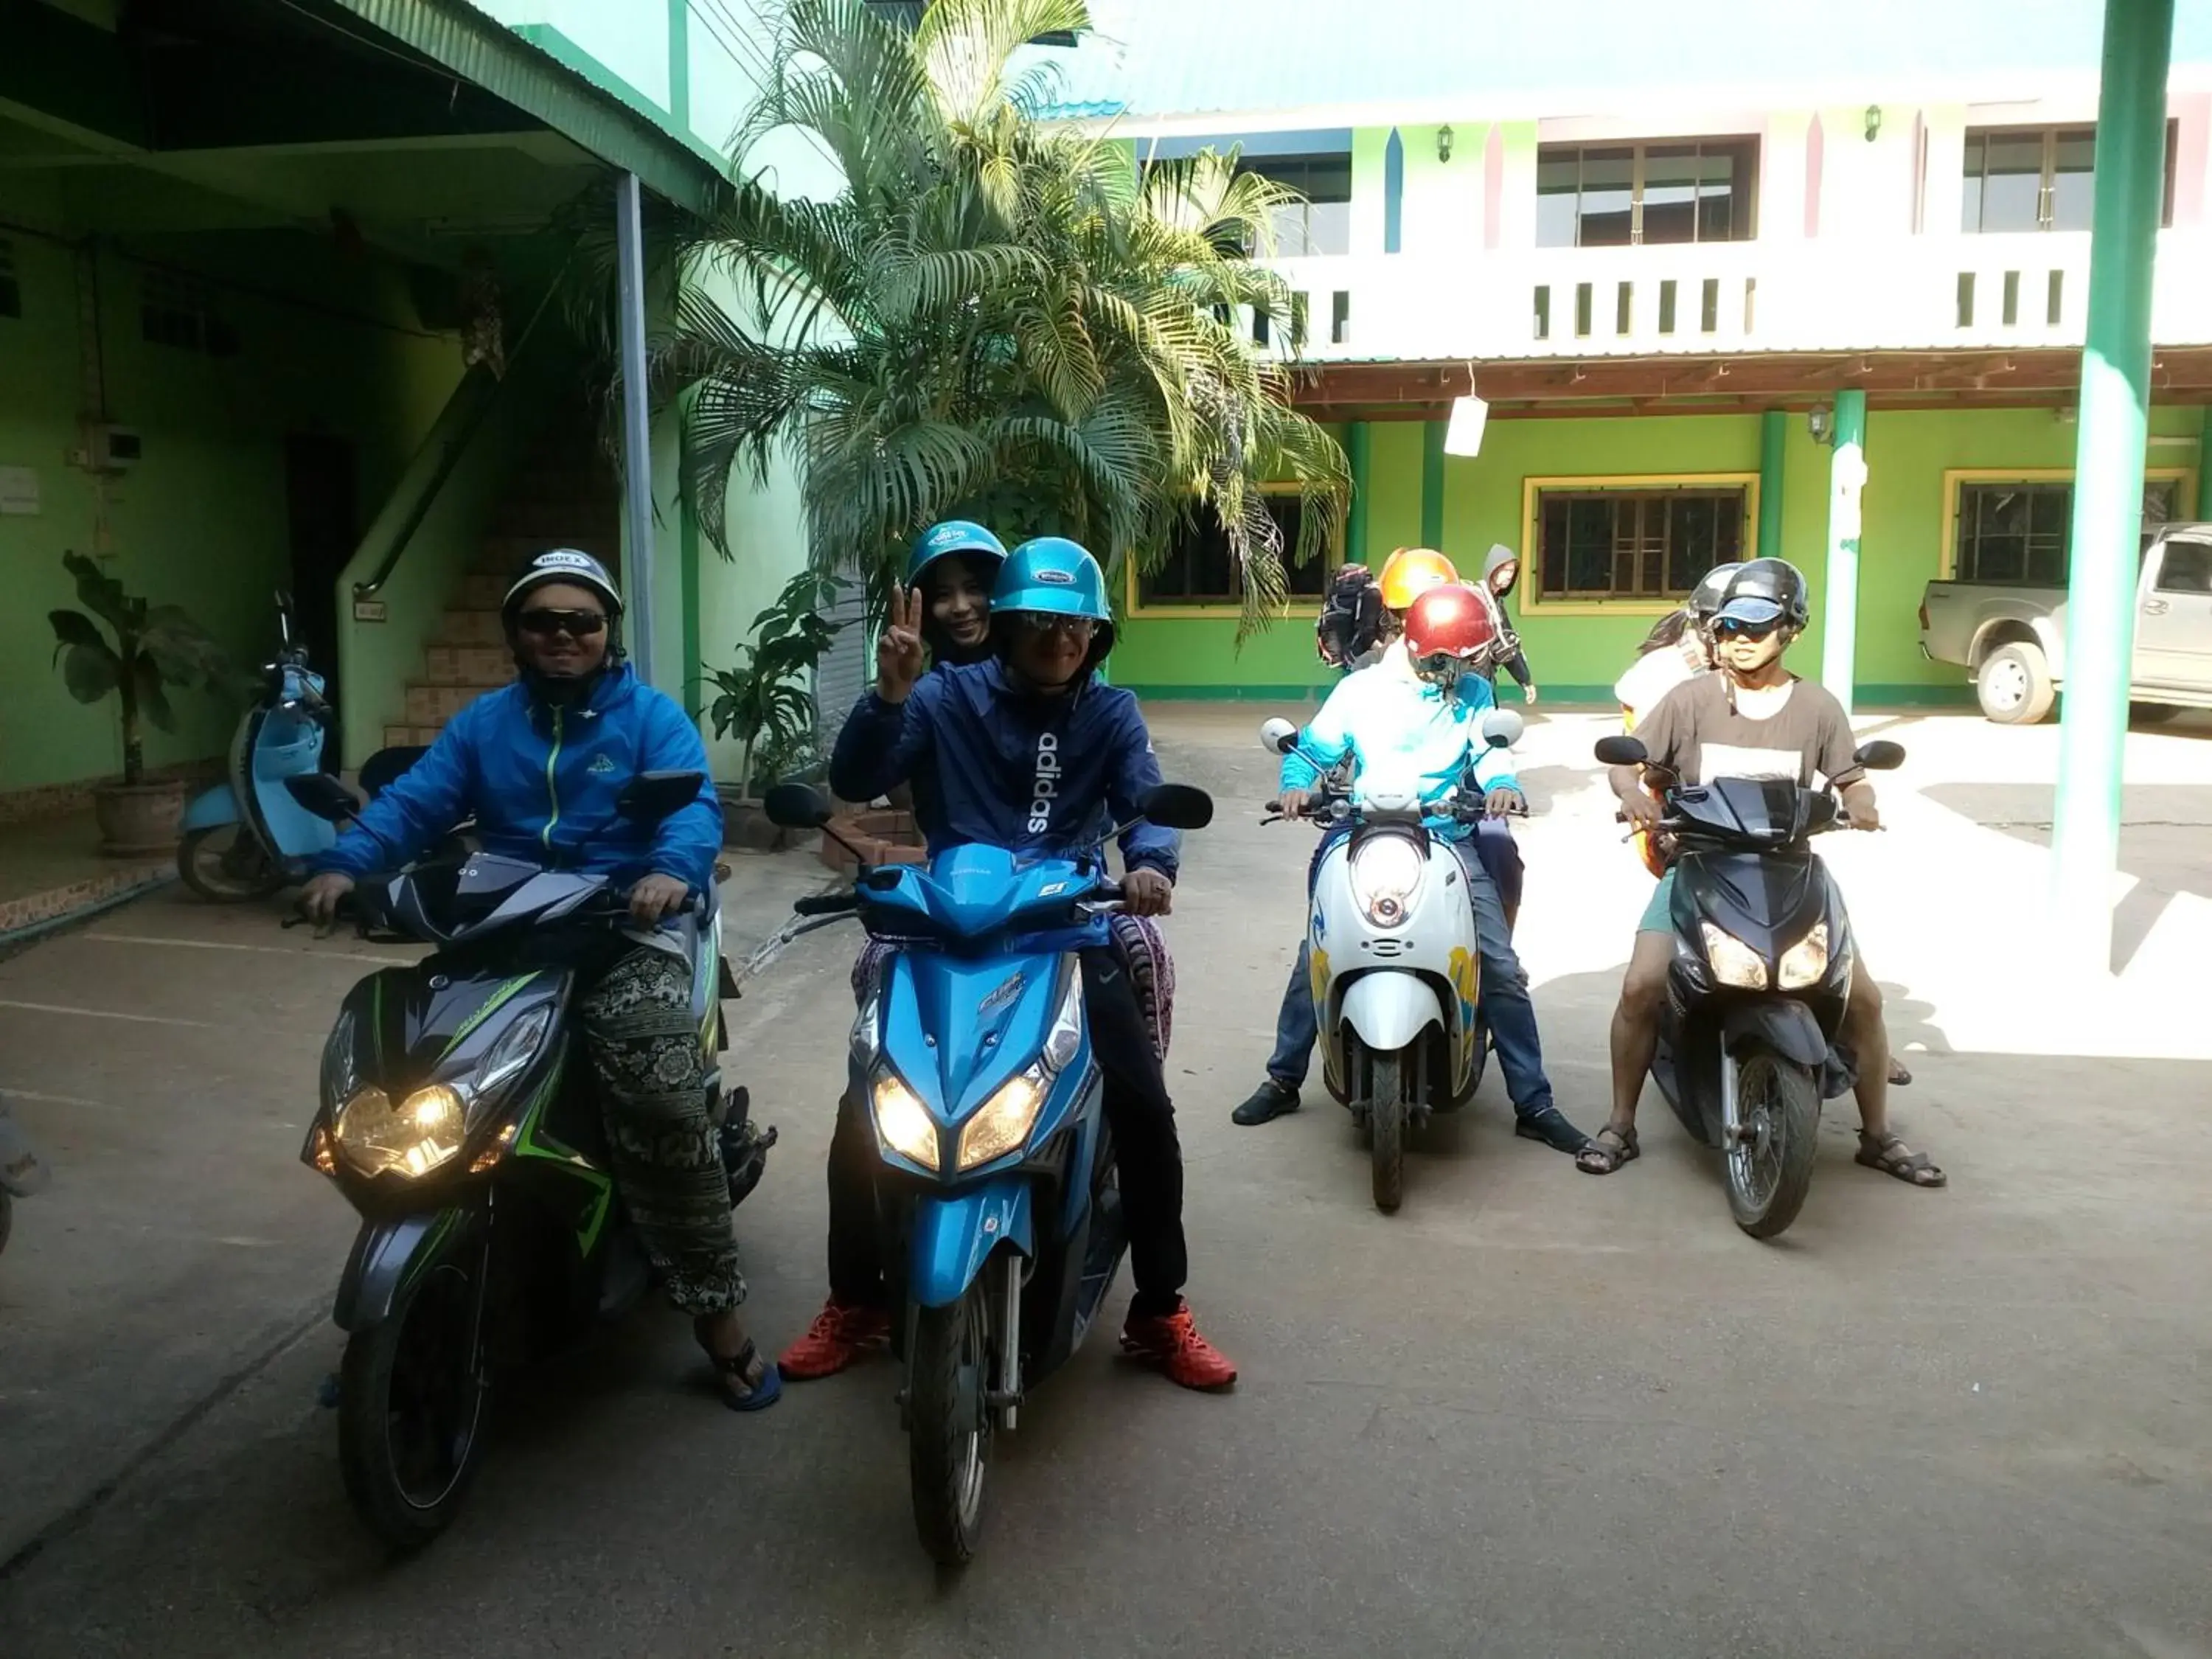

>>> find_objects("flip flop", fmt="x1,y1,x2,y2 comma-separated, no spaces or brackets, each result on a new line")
710,1339,784,1411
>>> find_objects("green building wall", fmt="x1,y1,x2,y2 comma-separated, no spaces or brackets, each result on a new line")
1113,404,2203,706
0,230,461,793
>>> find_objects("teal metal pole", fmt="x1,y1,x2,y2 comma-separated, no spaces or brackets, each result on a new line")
1421,420,1445,551
1818,390,1866,714
1758,410,1787,558
2053,0,2173,972
1346,422,1372,564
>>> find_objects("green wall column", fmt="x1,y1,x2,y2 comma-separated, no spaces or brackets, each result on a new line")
1421,420,1445,552
2198,404,2212,515
1758,409,1788,557
1346,421,1372,563
2053,0,2174,972
1818,390,1867,714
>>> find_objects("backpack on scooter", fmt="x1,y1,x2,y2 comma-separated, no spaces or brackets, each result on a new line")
1316,566,1385,667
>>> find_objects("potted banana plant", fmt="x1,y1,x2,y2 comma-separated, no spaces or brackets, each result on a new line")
47,551,237,856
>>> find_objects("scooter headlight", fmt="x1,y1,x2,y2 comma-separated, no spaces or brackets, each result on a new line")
1699,922,1770,990
1351,836,1425,927
320,1009,359,1112
473,1002,554,1107
1776,923,1831,991
871,1070,941,1173
1040,966,1084,1074
958,1063,1047,1171
331,1084,467,1179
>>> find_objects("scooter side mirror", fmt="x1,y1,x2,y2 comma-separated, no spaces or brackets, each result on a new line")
1138,783,1214,831
1479,708,1524,749
1595,735,1648,766
285,773,362,824
616,771,707,824
1854,740,1907,772
1259,717,1301,756
763,782,832,830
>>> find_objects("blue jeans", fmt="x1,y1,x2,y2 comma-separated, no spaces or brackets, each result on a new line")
1266,827,1554,1116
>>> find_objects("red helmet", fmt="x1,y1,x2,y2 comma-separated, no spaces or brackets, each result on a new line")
1402,582,1499,673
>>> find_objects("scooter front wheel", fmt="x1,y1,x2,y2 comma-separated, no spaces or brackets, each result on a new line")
177,825,287,902
1369,1049,1408,1214
1726,1046,1820,1239
908,1282,992,1566
337,1251,490,1551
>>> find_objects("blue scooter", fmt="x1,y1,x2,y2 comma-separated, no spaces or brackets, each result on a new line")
764,780,1214,1566
178,593,337,901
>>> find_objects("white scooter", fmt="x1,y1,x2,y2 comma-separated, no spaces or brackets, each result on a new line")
1261,711,1521,1212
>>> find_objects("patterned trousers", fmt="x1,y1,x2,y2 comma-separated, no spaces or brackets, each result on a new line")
577,944,745,1316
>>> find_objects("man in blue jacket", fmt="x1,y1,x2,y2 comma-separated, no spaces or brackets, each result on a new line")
298,549,779,1411
807,538,1237,1392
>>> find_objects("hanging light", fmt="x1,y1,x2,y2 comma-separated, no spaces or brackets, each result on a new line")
1436,124,1455,163
1444,391,1489,457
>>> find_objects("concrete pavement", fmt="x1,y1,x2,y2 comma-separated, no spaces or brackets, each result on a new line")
3,707,2210,1658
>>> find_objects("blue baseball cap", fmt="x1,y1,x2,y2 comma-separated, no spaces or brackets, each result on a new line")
1714,594,1785,627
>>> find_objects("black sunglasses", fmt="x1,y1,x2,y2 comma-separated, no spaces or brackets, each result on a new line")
1713,617,1779,641
1012,613,1096,638
518,608,608,639
1413,651,1470,679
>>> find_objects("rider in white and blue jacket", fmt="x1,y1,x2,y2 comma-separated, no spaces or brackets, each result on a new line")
1234,581,1588,1155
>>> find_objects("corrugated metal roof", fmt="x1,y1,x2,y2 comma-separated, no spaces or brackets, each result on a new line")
1029,0,2212,125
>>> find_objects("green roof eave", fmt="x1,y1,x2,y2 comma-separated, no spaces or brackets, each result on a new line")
327,0,726,213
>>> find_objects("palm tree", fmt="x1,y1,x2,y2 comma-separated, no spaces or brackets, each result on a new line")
661,0,1349,633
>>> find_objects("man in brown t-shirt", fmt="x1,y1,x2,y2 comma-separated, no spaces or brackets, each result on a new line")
1577,559,1945,1189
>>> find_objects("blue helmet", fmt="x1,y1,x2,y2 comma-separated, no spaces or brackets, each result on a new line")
993,537,1116,667
907,520,1007,588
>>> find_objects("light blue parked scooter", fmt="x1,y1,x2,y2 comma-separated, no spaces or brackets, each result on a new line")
177,592,338,901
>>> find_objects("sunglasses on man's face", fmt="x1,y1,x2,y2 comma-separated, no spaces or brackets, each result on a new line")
1012,613,1096,639
1413,651,1470,681
1714,618,1779,641
518,608,608,639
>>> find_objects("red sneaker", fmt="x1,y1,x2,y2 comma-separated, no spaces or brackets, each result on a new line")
777,1298,891,1380
1119,1303,1238,1391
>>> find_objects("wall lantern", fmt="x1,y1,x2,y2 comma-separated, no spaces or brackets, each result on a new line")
1436,124,1455,163
1444,392,1489,456
1807,404,1835,445
1864,104,1882,142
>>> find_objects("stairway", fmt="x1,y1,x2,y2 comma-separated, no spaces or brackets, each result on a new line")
380,425,619,750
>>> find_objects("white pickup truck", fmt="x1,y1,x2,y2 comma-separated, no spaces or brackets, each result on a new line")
1918,521,2212,723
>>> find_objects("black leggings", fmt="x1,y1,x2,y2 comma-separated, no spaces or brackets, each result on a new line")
827,945,1188,1317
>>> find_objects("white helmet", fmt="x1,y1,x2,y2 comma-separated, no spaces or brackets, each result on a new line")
501,548,622,625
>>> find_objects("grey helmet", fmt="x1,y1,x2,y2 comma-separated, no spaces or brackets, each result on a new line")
1714,557,1812,631
1688,561,1745,622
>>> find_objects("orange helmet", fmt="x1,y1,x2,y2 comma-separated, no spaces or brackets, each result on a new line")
1403,582,1500,678
1377,546,1457,611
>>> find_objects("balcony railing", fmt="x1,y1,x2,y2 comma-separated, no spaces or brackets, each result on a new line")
1256,231,2212,364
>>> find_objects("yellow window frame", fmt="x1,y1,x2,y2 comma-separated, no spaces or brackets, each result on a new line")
1121,483,1338,619
1519,472,1761,616
1937,466,2199,581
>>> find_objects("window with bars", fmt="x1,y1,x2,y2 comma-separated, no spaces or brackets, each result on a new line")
1950,478,2181,585
1961,123,2178,234
1536,139,1759,249
1535,484,1749,602
140,268,240,356
1139,494,1332,606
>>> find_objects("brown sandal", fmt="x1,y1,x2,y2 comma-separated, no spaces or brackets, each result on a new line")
1855,1130,1946,1189
1575,1123,1640,1175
